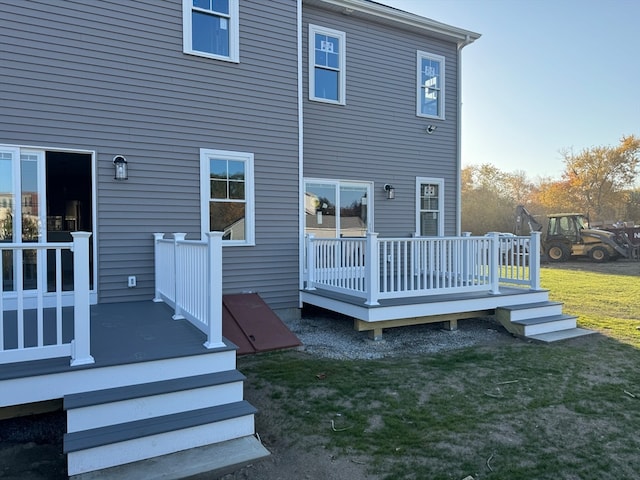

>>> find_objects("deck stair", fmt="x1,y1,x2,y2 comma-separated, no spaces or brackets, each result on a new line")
496,301,595,343
64,369,267,477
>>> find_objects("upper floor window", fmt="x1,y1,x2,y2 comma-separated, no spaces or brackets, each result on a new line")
416,51,445,119
183,0,239,62
309,24,346,105
200,149,255,245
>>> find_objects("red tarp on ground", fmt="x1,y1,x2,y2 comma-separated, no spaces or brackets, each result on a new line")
222,293,302,355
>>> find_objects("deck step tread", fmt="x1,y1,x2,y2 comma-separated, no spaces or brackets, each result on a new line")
64,370,245,410
512,314,577,326
497,301,563,312
527,327,597,343
64,400,256,453
68,435,270,480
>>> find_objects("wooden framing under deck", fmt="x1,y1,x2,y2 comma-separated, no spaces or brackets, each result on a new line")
354,310,493,340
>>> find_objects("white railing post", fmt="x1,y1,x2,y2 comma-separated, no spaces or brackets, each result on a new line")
364,232,380,306
204,232,225,349
488,232,500,295
70,232,94,366
529,231,542,290
172,233,186,320
305,234,316,290
152,233,165,302
462,232,471,285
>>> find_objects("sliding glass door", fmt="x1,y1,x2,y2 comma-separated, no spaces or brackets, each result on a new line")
0,146,93,294
304,180,371,238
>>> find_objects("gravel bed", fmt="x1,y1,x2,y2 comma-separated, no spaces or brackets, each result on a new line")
284,308,515,360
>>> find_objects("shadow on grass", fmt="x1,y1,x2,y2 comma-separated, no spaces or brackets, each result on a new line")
240,334,640,480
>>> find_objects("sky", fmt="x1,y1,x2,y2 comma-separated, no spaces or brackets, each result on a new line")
381,0,640,181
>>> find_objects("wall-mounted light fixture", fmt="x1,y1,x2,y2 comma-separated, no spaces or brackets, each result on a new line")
113,155,128,180
384,184,395,200
425,125,437,134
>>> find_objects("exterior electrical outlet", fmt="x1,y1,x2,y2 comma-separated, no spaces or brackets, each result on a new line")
128,276,136,288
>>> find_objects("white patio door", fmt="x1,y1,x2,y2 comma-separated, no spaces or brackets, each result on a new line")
0,146,94,299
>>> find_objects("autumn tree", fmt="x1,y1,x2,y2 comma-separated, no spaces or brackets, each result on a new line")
533,176,582,214
623,188,640,223
559,135,640,221
461,164,535,234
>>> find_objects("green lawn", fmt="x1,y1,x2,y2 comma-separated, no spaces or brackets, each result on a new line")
542,267,640,347
239,266,640,480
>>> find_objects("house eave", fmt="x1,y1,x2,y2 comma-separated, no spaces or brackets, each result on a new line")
304,0,481,46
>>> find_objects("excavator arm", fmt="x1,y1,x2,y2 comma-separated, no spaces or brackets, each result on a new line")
515,205,543,235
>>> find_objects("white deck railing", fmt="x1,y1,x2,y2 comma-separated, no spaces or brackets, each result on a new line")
153,232,225,349
305,232,541,306
0,232,93,366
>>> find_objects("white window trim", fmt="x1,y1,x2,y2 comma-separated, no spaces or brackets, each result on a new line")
182,0,240,63
200,148,255,246
416,50,445,119
415,177,444,236
308,24,346,105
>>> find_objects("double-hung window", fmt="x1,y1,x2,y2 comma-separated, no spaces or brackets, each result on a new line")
183,0,239,62
416,177,444,236
201,149,254,245
309,25,346,105
416,51,445,119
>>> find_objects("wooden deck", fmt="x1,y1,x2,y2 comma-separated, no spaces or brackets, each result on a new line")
0,301,266,477
0,301,226,383
301,285,553,339
301,285,549,321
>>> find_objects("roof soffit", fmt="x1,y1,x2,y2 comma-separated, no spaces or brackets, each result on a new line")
303,0,481,47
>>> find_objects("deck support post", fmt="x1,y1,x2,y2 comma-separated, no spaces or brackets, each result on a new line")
368,327,383,341
70,232,94,366
364,232,380,306
529,231,542,290
443,319,458,331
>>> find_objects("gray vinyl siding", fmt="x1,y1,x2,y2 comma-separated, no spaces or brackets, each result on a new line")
0,1,300,311
303,5,460,237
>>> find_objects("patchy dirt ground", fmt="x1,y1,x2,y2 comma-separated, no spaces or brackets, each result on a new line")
0,259,636,479
0,411,67,480
542,257,640,276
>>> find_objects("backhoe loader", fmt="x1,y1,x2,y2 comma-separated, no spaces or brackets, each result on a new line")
515,205,630,262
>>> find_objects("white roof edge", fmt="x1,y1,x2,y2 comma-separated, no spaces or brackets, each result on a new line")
309,0,481,46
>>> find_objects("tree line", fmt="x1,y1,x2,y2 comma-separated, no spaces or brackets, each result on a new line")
461,135,640,234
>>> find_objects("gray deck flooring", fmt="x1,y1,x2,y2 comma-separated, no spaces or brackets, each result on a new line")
303,285,543,308
0,301,230,382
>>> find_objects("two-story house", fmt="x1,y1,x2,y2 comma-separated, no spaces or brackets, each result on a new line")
1,1,584,477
